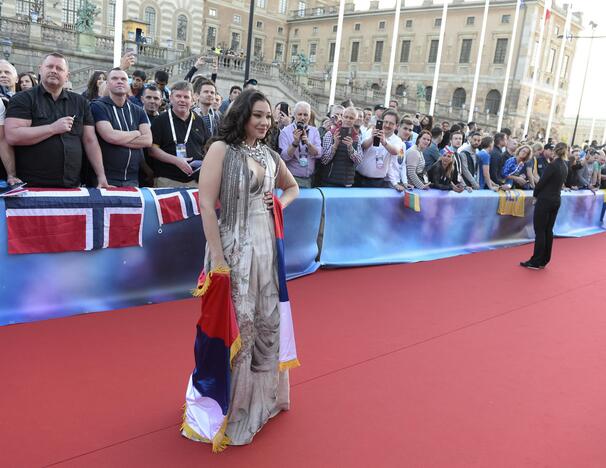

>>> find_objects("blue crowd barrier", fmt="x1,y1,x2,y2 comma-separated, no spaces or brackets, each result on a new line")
1,188,603,326
318,188,605,267
0,188,323,325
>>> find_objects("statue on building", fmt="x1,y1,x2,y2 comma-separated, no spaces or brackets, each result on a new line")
416,83,425,100
75,0,99,34
289,53,310,75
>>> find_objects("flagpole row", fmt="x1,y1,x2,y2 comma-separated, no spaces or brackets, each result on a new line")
497,0,522,132
468,0,490,123
429,0,449,116
384,0,403,108
328,0,346,107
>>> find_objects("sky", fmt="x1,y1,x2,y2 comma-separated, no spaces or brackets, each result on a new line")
353,0,606,121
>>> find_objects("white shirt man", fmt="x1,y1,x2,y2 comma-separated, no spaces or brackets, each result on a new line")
355,109,401,187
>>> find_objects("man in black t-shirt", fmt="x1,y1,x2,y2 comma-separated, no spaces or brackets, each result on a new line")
149,81,208,188
5,53,109,188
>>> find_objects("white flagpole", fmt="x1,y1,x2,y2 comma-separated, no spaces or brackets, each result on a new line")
588,116,596,144
113,0,124,67
468,0,490,123
384,0,403,107
429,0,449,115
497,0,522,131
328,0,346,106
602,123,606,145
545,5,572,141
523,0,550,139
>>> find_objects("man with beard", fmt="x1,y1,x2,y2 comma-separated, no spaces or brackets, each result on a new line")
457,131,481,189
5,53,110,188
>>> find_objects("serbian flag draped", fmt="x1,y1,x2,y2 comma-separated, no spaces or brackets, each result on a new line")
273,194,301,371
181,267,241,452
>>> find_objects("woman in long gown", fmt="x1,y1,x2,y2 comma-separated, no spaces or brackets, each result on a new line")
189,89,299,447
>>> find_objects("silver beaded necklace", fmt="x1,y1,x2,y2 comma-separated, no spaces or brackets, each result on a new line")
242,141,267,168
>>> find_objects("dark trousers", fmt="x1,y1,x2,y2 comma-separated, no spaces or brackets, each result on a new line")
530,198,560,266
354,172,387,188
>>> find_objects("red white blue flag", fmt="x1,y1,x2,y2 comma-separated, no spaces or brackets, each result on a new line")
273,194,300,371
4,188,144,254
148,188,199,226
181,267,241,452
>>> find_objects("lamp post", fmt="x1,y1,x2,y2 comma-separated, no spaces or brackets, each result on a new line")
569,21,598,147
0,38,12,60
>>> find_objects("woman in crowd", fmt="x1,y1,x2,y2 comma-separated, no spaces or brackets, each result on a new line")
520,142,569,270
187,89,299,448
82,70,106,101
526,142,544,188
405,130,431,189
16,72,37,92
502,144,532,189
428,152,465,192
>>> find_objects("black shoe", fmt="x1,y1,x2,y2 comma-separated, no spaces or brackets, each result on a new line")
520,261,540,270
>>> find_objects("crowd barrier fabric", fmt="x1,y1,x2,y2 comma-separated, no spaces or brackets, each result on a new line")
0,189,323,326
318,188,605,267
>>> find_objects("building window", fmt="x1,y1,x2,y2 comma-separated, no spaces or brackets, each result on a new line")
354,23,360,31
351,41,359,62
207,26,217,47
395,84,406,96
379,21,386,30
425,86,432,102
547,47,556,72
374,40,384,62
332,24,338,33
562,55,569,76
62,0,83,25
279,0,287,14
501,14,511,24
428,39,439,63
400,40,411,63
107,0,116,33
176,15,188,41
208,8,217,17
278,26,284,34
275,42,284,61
256,20,263,29
312,26,318,34
254,37,263,58
294,28,299,36
291,44,298,58
256,0,266,8
405,19,413,28
434,18,441,28
144,6,156,38
485,89,501,114
328,42,336,62
298,1,305,17
17,0,45,18
466,16,475,26
554,26,559,37
459,39,472,63
452,88,466,108
309,42,317,59
233,14,241,24
231,32,241,50
494,38,508,64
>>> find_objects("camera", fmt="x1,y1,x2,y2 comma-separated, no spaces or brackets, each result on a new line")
373,120,383,147
296,122,306,132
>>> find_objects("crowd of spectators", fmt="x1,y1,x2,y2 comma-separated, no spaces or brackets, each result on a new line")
1,51,605,194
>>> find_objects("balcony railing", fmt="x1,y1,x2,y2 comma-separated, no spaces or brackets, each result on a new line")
0,17,30,42
289,3,355,19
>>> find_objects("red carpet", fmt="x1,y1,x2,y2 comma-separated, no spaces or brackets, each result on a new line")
2,234,606,467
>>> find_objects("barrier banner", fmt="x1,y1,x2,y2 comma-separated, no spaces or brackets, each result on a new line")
0,188,323,326
319,188,605,267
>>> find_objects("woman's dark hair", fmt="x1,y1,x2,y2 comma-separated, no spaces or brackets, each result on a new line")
416,129,432,145
421,115,433,130
554,142,569,160
210,89,274,147
85,70,106,100
16,72,38,92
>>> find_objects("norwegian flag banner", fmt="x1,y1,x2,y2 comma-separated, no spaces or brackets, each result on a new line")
5,188,144,255
149,188,199,226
